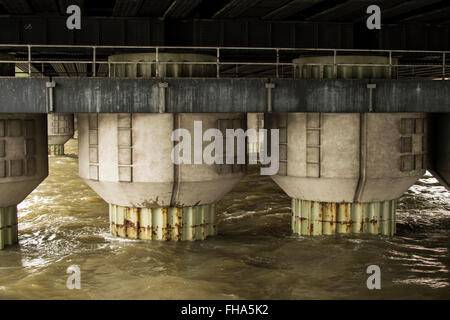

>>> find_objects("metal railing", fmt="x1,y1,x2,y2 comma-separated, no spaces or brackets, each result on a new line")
0,44,448,79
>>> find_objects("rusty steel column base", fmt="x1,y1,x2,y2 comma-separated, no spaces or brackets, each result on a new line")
0,206,18,250
48,144,64,156
291,199,396,236
109,203,217,241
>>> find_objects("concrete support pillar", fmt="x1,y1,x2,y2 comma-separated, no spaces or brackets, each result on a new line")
47,113,75,156
1,58,49,249
271,55,417,237
79,53,246,241
267,112,427,237
79,112,245,241
0,114,48,249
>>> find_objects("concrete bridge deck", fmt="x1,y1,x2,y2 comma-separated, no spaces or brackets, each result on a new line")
0,78,449,113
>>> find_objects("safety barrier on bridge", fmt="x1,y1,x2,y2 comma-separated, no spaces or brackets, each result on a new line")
0,44,448,80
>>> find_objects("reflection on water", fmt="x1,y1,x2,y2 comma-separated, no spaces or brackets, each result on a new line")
0,139,449,299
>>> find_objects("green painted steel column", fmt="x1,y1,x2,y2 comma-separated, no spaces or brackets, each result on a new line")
292,200,396,236
48,144,65,156
109,204,217,241
0,206,18,249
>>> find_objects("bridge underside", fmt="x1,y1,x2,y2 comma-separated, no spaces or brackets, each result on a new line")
430,113,450,190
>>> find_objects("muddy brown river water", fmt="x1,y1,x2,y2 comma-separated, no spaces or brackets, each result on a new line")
0,138,449,299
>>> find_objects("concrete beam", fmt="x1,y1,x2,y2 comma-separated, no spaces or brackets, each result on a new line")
0,78,449,113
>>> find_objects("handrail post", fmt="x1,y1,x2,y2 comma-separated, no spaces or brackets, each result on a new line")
443,52,446,80
155,47,160,78
28,45,32,77
216,48,220,78
276,49,280,78
93,46,96,77
389,51,392,79
333,49,337,78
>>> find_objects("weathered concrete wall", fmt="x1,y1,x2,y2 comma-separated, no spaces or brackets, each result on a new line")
47,114,74,145
268,113,427,203
1,78,449,113
0,114,49,208
78,113,246,208
109,53,216,78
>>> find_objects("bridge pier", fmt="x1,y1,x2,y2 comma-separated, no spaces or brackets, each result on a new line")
0,114,48,249
47,114,75,156
78,53,246,241
266,56,428,237
267,112,427,236
0,57,49,249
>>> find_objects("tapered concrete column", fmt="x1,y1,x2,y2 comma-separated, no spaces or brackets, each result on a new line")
270,55,423,237
267,112,427,237
0,206,17,249
0,114,49,249
79,112,246,241
48,113,74,155
79,53,246,241
1,59,49,249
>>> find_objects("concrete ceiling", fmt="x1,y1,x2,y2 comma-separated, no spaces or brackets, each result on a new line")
0,0,449,24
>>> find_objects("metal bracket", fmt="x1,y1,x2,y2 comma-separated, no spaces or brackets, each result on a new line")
265,83,275,113
158,82,169,113
46,81,56,113
367,83,376,112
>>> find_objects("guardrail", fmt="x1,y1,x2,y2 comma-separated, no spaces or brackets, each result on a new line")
0,44,448,79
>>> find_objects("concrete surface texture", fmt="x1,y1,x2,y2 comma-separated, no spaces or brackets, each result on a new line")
78,53,246,240
267,112,427,236
269,113,427,203
293,55,395,79
0,114,49,248
47,113,75,155
78,112,246,208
